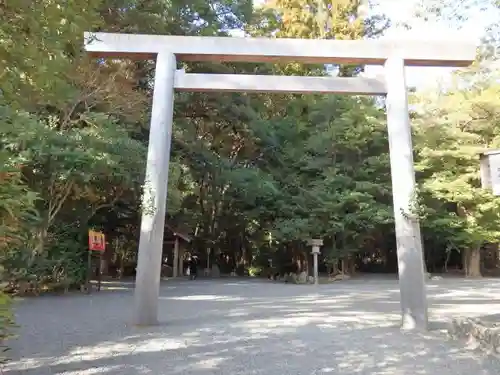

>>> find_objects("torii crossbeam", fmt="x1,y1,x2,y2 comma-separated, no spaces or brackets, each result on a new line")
84,32,476,330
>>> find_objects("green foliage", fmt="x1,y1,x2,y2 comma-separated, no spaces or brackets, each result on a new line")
248,95,393,264
0,291,15,363
0,0,498,307
411,0,498,24
0,0,103,109
1,104,146,252
0,152,39,252
2,222,88,292
15,0,500,363
413,81,500,246
247,266,263,277
410,69,500,275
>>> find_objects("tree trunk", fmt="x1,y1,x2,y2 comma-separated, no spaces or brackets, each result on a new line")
178,247,185,276
497,243,500,269
100,258,108,277
118,257,125,279
463,246,482,278
347,256,356,275
443,250,451,273
100,242,112,277
331,260,339,276
173,237,179,278
302,251,309,275
422,258,429,278
35,225,49,253
340,258,347,275
308,254,313,277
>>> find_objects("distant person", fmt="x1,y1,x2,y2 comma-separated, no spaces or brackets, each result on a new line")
189,256,198,280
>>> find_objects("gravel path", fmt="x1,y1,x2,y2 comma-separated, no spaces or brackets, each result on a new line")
3,277,500,375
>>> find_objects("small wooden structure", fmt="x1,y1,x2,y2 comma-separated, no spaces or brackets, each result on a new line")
164,223,191,277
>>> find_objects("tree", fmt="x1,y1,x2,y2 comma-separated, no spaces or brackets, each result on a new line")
0,139,38,360
1,0,149,287
412,75,500,277
411,0,498,24
2,0,498,295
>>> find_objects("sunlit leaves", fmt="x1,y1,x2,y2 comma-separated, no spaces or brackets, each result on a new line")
413,69,500,248
0,105,146,226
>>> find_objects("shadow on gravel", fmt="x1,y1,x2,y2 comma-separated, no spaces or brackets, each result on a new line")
3,278,500,375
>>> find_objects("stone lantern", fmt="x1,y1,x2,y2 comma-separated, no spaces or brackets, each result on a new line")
307,239,323,285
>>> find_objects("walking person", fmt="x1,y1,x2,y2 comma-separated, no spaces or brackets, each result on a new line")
189,255,198,280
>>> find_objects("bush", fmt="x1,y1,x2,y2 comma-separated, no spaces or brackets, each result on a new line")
248,266,263,277
1,223,87,294
0,292,15,363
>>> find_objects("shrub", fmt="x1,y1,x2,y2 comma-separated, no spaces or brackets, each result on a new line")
0,292,15,363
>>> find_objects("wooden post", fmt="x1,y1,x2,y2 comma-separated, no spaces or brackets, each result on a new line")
97,255,102,292
86,248,92,293
173,236,179,278
178,247,184,276
206,248,211,274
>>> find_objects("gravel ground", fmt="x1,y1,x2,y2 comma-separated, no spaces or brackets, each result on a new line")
2,277,500,375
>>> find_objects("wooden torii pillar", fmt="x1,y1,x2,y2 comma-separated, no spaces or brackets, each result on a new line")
84,32,476,329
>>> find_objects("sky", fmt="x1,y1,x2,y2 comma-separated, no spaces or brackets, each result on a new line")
240,0,499,90
361,0,499,89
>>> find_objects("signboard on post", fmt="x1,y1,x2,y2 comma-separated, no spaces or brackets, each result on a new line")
87,229,105,293
479,150,500,196
88,230,106,252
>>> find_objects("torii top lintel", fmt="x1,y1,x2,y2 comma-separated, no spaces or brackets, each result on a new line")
84,32,476,67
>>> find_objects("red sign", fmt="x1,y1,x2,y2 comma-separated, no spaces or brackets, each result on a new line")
88,230,105,252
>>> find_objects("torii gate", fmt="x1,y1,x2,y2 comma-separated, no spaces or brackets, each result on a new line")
84,32,475,329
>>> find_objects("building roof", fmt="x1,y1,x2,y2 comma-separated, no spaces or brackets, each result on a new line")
165,223,192,243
